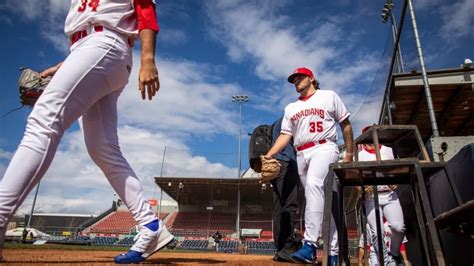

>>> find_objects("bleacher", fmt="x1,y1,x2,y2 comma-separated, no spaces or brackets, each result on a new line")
240,212,272,239
87,211,168,234
218,240,238,253
45,235,91,245
246,240,276,254
240,213,272,230
116,237,134,246
168,212,235,237
93,236,118,246
179,239,209,250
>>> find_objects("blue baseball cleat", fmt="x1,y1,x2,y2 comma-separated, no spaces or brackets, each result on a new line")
291,242,317,263
114,220,174,264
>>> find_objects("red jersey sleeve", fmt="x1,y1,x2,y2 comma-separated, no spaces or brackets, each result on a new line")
134,0,159,32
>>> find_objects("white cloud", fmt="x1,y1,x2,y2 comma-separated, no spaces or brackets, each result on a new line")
439,0,474,40
9,0,42,20
206,1,321,81
159,28,188,45
415,0,445,10
118,55,241,135
2,0,69,54
204,0,381,128
204,0,377,85
15,125,236,215
0,149,12,160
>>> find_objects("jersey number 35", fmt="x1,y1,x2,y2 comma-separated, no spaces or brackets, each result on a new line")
309,121,323,133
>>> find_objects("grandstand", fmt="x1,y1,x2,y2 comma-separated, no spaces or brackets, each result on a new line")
168,211,235,237
85,210,168,235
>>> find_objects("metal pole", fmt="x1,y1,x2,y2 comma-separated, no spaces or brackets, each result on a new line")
407,0,440,137
236,102,242,238
385,94,393,125
232,95,248,240
390,12,405,73
238,103,242,179
378,0,408,125
27,182,41,228
158,146,167,215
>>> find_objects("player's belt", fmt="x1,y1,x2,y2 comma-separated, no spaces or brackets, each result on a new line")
296,139,327,151
70,25,104,45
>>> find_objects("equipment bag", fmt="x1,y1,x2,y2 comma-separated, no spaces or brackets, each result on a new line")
248,124,273,173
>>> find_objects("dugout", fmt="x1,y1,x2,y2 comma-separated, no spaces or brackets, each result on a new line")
377,65,474,264
379,65,474,161
155,176,273,214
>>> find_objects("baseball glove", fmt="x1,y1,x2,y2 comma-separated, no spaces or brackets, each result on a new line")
18,68,51,107
259,155,281,183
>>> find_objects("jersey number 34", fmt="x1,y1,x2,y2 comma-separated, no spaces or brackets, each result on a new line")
78,0,100,12
309,121,323,133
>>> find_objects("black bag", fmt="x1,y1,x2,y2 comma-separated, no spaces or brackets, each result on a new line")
248,124,273,173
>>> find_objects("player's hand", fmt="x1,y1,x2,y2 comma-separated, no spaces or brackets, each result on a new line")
39,62,63,78
139,60,160,100
343,152,353,162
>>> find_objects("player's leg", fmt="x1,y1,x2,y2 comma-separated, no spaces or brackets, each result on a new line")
280,160,299,249
81,92,157,225
329,213,339,259
81,89,172,264
272,160,299,261
292,145,338,263
291,150,315,262
271,160,286,253
383,192,405,263
365,197,391,264
0,31,131,259
369,249,380,266
301,145,338,242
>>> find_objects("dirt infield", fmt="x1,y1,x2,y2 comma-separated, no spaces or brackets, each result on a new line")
2,248,296,265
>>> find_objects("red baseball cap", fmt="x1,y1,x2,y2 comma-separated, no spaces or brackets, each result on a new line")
287,67,314,83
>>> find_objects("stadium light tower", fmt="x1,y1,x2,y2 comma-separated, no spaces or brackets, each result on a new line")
232,94,249,239
158,146,167,215
232,95,249,179
27,182,41,228
381,0,405,73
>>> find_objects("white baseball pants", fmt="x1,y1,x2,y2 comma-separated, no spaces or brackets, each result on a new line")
0,28,157,248
365,191,405,261
297,142,339,255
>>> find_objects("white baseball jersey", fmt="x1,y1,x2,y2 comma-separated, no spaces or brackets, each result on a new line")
358,145,394,192
65,0,155,36
281,90,350,147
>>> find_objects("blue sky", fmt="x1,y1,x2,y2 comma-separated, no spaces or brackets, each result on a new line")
0,0,472,215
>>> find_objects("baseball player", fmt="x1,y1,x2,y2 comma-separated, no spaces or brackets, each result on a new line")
0,1,173,264
265,67,354,264
358,126,406,266
358,221,409,266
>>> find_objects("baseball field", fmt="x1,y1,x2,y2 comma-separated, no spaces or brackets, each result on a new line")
2,244,294,265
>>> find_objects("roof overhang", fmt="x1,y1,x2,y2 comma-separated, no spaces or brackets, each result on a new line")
380,66,474,142
154,177,272,207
